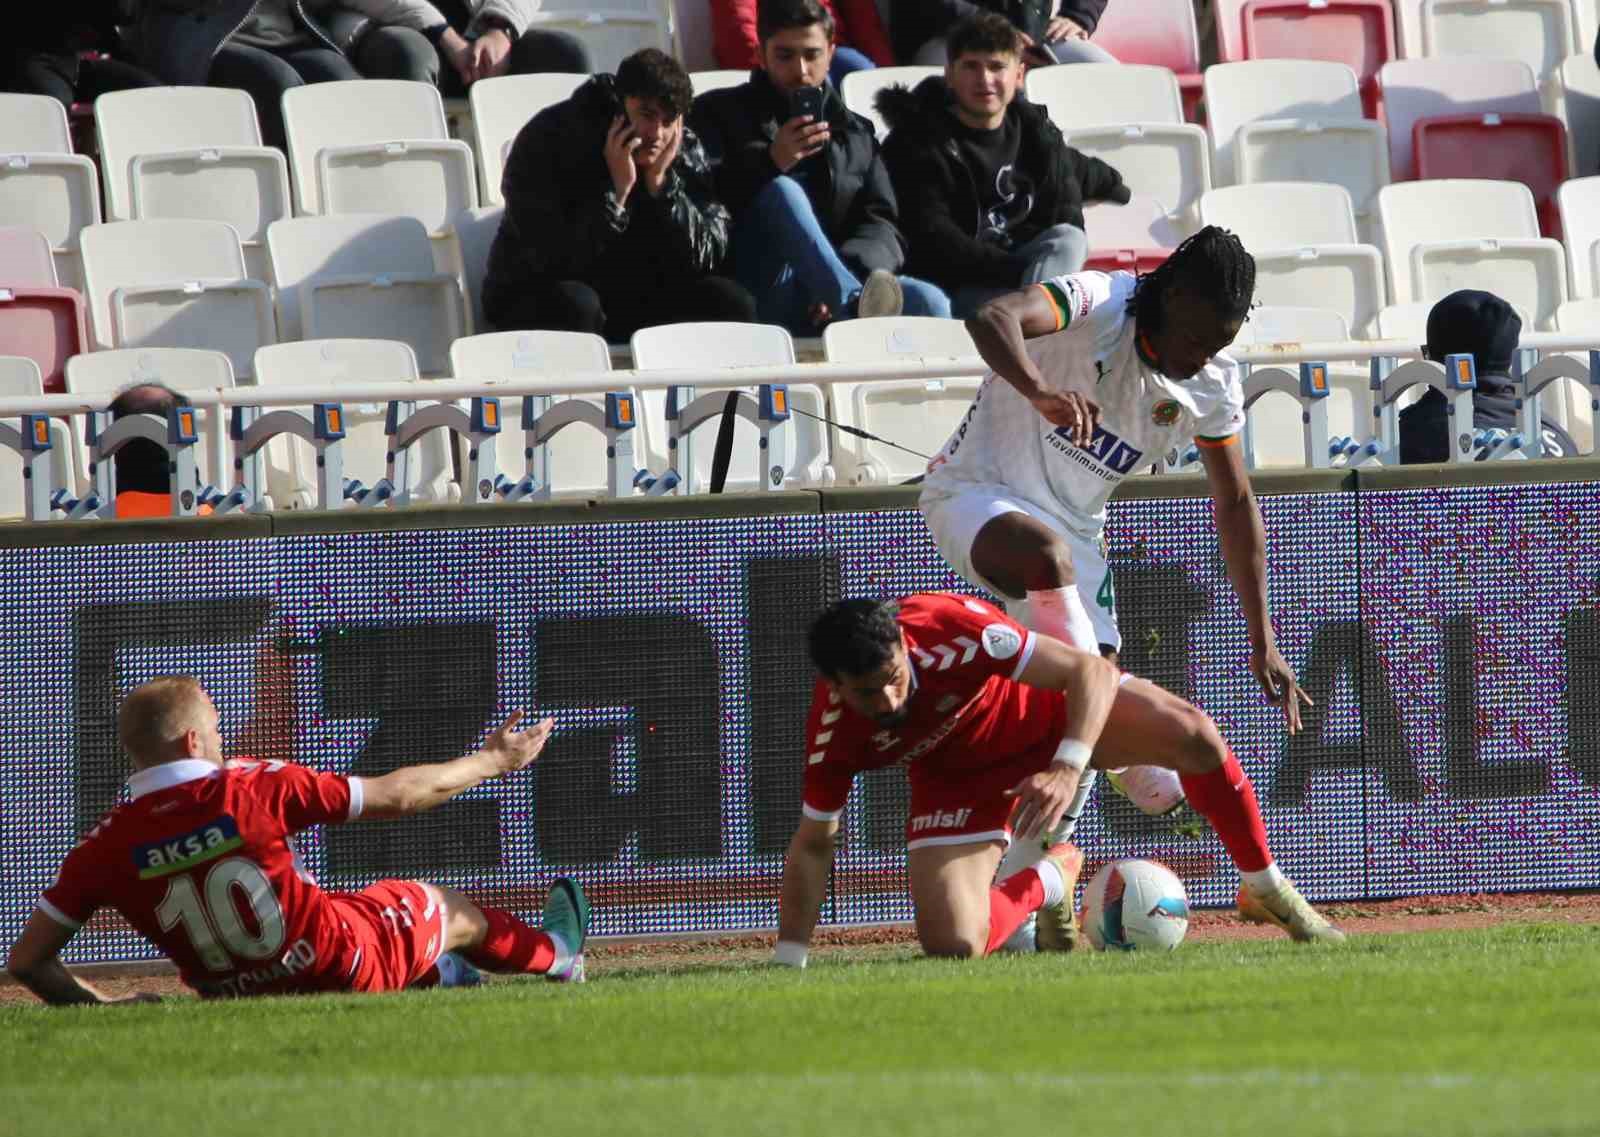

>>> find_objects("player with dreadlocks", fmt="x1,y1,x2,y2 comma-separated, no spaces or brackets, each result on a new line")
914,226,1340,949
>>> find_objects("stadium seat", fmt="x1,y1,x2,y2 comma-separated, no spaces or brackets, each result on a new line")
0,354,73,518
468,73,587,207
79,220,274,379
0,225,60,287
690,70,750,97
1412,113,1568,237
1024,64,1184,128
265,214,469,374
252,338,454,505
1063,123,1211,234
1558,177,1600,296
841,67,941,139
0,93,101,292
281,81,478,237
629,321,831,490
1083,196,1187,250
1216,0,1395,114
1376,57,1542,180
518,4,672,72
820,317,979,485
0,287,86,394
94,87,290,282
1419,0,1576,83
1201,182,1387,337
1090,0,1204,118
1375,178,1567,327
452,205,502,337
1557,52,1600,180
448,329,632,496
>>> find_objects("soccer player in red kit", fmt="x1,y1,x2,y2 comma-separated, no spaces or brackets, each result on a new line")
772,595,1342,966
6,676,589,1005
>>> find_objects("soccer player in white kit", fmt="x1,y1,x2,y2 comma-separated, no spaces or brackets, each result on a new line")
920,227,1325,948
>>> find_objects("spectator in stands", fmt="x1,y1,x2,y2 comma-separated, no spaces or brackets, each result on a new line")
108,383,192,520
876,13,1129,317
890,0,1116,67
481,49,757,341
1399,290,1574,463
5,5,160,110
712,0,893,87
692,0,950,333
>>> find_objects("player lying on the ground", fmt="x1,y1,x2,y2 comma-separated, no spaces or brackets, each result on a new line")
5,676,589,1005
773,594,1343,965
919,226,1311,934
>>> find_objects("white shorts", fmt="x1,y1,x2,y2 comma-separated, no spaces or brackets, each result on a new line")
920,483,1122,651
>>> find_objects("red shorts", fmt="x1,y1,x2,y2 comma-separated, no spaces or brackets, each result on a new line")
328,880,449,993
904,739,1056,850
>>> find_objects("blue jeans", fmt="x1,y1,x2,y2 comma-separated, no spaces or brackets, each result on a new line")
734,176,951,332
950,223,1089,318
829,46,876,87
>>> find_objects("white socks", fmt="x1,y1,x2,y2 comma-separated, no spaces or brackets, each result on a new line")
1033,856,1067,908
1241,864,1287,896
1025,586,1098,652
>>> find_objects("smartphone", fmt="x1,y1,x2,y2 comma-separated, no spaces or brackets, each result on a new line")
789,85,825,122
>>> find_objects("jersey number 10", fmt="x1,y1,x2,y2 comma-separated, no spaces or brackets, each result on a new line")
155,857,286,972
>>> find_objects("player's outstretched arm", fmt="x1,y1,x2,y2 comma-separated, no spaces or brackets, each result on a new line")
1199,441,1312,733
359,711,555,819
1004,636,1122,839
774,815,839,968
967,287,1100,446
7,910,160,1007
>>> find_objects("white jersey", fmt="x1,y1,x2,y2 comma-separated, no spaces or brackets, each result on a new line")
921,271,1245,539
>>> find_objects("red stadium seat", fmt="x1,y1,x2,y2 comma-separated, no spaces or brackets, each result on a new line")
1225,0,1397,116
1091,0,1204,121
1412,113,1569,239
0,287,87,393
1083,248,1172,276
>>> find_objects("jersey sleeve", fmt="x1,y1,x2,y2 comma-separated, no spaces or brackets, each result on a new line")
800,681,857,823
39,841,103,930
1194,356,1247,446
911,594,1038,684
231,760,363,833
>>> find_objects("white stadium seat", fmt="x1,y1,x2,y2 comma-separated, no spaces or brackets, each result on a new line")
94,87,290,282
1064,123,1212,234
452,205,503,337
690,70,750,97
281,80,478,236
448,329,631,497
1557,51,1600,180
469,73,587,206
1376,57,1541,180
0,354,73,518
1025,64,1185,129
1083,196,1188,249
0,224,59,287
1199,181,1361,247
1557,176,1600,298
78,220,275,379
1375,179,1567,327
629,321,831,490
1420,0,1576,83
840,67,941,139
0,93,102,291
265,213,469,374
821,317,981,485
520,1,673,71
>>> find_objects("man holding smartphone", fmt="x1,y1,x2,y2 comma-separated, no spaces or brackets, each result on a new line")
691,0,952,333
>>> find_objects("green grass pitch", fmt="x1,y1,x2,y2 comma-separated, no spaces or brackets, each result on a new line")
3,923,1598,1137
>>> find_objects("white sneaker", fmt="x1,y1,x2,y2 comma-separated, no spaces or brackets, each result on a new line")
1237,882,1347,944
856,269,904,318
1106,765,1186,816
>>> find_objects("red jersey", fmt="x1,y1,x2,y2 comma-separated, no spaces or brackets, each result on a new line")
40,757,367,998
801,593,1067,821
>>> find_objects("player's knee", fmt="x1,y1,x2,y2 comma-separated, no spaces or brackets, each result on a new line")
917,921,986,958
1022,541,1077,591
1172,705,1227,773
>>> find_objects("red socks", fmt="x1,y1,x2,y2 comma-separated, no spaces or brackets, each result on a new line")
463,906,558,975
1179,749,1273,873
984,869,1046,955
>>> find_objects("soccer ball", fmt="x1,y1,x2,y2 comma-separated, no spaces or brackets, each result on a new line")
1080,858,1190,951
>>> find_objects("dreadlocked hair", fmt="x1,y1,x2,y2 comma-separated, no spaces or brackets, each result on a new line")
1126,225,1256,334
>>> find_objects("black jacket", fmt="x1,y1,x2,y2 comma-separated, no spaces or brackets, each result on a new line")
876,78,1128,288
690,69,907,275
1398,379,1564,462
888,0,1108,63
483,75,733,309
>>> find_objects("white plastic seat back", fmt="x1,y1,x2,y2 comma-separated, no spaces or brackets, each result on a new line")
1376,57,1541,179
1558,177,1600,297
0,93,101,290
1232,119,1389,230
1558,52,1600,180
253,338,451,504
519,8,670,71
79,219,274,379
449,330,628,496
94,87,290,277
1083,197,1188,248
266,213,467,374
1200,183,1360,247
822,317,982,484
1204,60,1365,185
1234,306,1352,346
1248,244,1389,339
282,80,478,233
0,354,72,518
0,225,59,286
691,70,750,97
630,321,829,489
469,73,587,206
841,67,942,139
1421,0,1576,82
453,205,502,336
1064,124,1212,232
1025,64,1184,128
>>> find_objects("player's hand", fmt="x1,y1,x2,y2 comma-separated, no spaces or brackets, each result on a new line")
1045,15,1089,41
483,711,555,774
468,29,514,82
641,119,682,196
1005,762,1083,842
1029,389,1101,446
770,115,830,172
1251,643,1313,734
605,116,641,202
